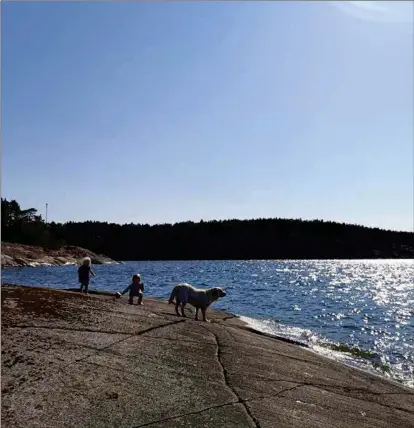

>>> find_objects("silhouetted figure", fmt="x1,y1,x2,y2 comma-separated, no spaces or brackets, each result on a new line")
77,257,95,294
118,273,145,305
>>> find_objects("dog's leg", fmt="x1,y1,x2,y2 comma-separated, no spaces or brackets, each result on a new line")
201,308,210,322
180,303,187,317
168,286,177,305
195,307,199,321
175,302,181,317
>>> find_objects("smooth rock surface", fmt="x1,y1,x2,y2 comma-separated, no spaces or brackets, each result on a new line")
1,284,413,428
1,242,118,268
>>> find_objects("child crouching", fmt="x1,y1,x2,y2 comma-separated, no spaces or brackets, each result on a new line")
118,274,144,305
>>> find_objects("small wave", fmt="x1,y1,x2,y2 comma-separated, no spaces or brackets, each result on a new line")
238,315,412,388
238,316,318,346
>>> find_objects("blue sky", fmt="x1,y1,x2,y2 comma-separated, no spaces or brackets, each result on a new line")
2,1,413,231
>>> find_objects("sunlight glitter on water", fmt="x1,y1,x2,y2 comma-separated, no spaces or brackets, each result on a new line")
237,259,414,388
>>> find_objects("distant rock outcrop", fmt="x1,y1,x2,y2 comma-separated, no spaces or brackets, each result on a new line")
1,242,118,268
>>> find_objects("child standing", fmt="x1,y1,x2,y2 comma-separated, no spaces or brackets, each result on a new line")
119,274,144,305
77,257,95,294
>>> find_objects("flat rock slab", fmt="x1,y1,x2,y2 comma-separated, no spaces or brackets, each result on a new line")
2,285,413,428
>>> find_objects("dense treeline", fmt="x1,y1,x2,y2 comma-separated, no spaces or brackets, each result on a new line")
2,198,413,260
1,198,64,248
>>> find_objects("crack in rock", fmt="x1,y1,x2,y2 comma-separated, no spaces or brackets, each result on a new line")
5,320,187,395
244,383,414,416
68,319,187,364
7,325,134,335
244,372,414,397
132,401,237,427
199,324,262,428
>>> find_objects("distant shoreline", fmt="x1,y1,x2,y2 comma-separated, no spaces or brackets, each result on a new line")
2,197,414,261
1,242,118,268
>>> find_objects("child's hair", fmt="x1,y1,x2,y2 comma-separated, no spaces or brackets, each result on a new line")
132,273,141,282
82,257,92,266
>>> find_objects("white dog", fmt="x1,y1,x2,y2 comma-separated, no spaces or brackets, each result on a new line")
168,283,226,322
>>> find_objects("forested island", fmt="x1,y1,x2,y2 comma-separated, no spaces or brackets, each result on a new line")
2,198,413,261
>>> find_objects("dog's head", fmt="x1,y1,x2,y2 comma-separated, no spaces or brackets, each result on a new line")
210,287,226,301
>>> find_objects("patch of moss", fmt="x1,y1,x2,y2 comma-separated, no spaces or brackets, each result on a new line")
321,343,377,359
372,362,391,374
320,342,393,374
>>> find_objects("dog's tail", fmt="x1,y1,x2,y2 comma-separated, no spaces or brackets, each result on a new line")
168,286,178,304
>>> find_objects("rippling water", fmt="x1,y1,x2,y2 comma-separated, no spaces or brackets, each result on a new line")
2,259,413,388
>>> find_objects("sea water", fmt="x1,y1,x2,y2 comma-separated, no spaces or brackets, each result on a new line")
2,259,413,388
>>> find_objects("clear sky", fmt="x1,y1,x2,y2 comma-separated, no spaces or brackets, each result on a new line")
2,1,413,231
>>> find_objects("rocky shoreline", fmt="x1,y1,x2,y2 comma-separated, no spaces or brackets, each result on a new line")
1,242,118,268
2,284,413,428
